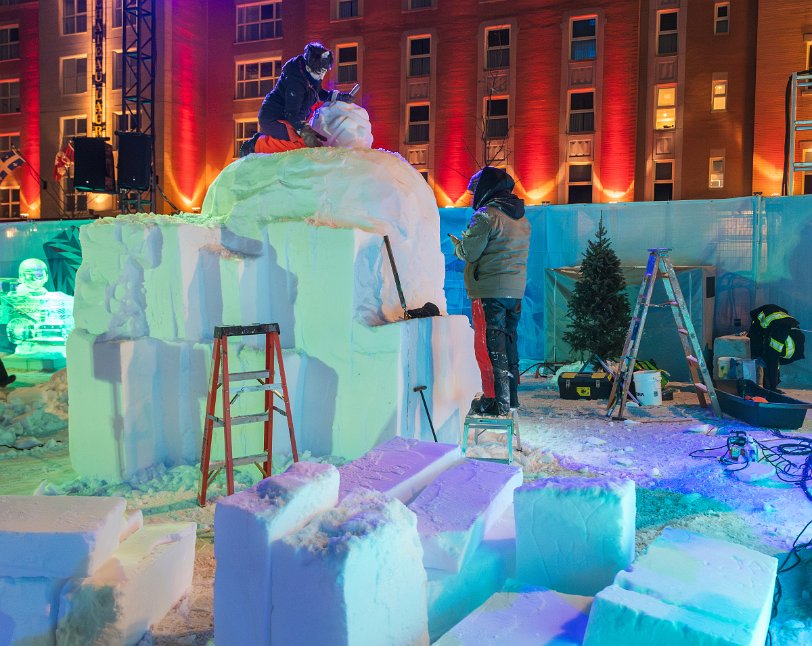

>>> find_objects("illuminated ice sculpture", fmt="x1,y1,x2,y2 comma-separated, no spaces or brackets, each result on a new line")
0,258,74,357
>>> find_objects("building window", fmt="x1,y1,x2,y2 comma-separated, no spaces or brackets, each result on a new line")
568,164,593,204
62,0,88,35
714,3,729,35
709,156,725,188
712,79,727,111
408,0,433,9
653,161,673,201
407,104,430,143
657,10,678,56
112,51,123,90
807,42,812,71
62,56,87,95
0,80,19,114
485,97,508,138
236,59,280,99
236,2,282,42
235,120,258,157
408,36,431,78
570,17,597,61
60,116,87,150
336,45,358,84
0,26,19,61
0,133,19,154
112,0,122,28
568,91,595,133
803,148,812,195
337,0,359,19
485,26,510,70
655,86,676,130
0,187,19,218
113,112,138,149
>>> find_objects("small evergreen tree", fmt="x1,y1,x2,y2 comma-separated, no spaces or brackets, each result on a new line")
563,217,631,360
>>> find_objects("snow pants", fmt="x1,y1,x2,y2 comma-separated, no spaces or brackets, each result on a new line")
472,297,521,413
254,120,307,153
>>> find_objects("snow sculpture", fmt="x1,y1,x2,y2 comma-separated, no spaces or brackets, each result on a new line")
68,147,479,480
310,101,373,148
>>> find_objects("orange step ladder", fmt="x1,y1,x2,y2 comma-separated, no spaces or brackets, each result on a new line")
198,323,298,506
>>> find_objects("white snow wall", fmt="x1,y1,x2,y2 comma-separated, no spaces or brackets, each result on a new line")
67,148,479,481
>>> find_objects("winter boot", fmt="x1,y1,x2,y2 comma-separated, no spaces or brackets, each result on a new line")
239,132,261,157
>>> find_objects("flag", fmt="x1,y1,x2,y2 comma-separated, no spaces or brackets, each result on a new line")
0,149,24,183
53,140,74,182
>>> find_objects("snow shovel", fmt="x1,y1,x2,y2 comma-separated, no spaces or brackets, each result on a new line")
382,235,440,320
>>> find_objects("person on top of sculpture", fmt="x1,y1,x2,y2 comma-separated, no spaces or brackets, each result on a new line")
451,166,531,417
240,42,356,156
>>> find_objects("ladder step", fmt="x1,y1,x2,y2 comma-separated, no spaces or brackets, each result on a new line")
209,453,270,470
686,355,699,365
677,328,689,335
230,383,282,394
223,370,271,382
207,413,270,426
693,383,709,393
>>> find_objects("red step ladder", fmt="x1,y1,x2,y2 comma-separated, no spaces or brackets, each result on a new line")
198,323,298,506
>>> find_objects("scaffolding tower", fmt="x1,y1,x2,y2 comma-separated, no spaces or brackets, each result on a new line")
787,70,812,196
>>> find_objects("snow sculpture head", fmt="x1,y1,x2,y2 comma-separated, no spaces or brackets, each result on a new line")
310,102,374,149
17,258,49,295
304,42,333,81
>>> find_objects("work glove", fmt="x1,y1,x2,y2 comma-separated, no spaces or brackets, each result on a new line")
336,92,355,103
300,125,327,148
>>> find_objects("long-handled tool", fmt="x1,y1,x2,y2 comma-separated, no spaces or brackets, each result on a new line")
413,385,438,442
383,235,410,319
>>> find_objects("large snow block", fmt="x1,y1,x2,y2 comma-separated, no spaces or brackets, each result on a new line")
271,490,429,646
409,459,522,572
56,522,196,646
435,584,592,645
0,576,65,646
514,477,635,595
214,462,340,646
583,528,777,646
0,495,127,579
338,437,462,503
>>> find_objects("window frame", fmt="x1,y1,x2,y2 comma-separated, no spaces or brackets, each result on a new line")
0,79,19,114
236,1,282,43
714,3,729,36
567,163,593,204
484,95,509,140
568,90,595,134
0,133,19,155
336,44,359,84
405,0,434,10
61,55,88,96
60,115,88,150
235,58,281,100
711,78,727,111
0,186,20,218
709,156,725,189
655,85,676,130
407,35,431,78
484,25,510,71
0,25,19,62
334,0,362,20
61,0,88,36
406,102,430,144
653,160,674,201
570,16,597,62
656,10,679,56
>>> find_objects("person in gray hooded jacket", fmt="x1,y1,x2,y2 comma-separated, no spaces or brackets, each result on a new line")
451,166,530,416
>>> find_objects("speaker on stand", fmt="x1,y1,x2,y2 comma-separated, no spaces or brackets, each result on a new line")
117,131,152,191
73,137,115,193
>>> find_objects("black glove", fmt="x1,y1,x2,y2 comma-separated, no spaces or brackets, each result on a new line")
300,125,327,148
336,92,355,103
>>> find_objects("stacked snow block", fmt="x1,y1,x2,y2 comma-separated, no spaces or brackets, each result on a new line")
213,462,340,646
435,580,592,645
0,495,195,646
409,459,522,572
338,436,463,503
583,527,778,646
514,477,636,595
271,489,429,646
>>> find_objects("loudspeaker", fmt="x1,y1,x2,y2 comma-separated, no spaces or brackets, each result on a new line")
117,132,152,191
73,137,115,193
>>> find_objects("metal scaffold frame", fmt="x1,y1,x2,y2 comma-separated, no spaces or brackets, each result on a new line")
787,70,812,196
121,0,156,213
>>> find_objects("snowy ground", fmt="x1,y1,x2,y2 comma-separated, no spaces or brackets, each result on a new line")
1,367,811,645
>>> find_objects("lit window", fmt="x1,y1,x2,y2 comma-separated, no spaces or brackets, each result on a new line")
62,0,87,35
337,0,359,19
712,80,727,111
236,59,281,99
657,10,678,55
0,80,19,114
485,26,510,70
0,133,19,154
714,3,729,35
653,161,673,201
485,97,508,139
0,26,19,61
336,45,358,84
568,91,595,133
60,116,87,150
807,42,812,71
235,120,258,157
655,86,676,130
0,187,19,217
571,17,596,61
408,36,431,77
709,156,725,188
112,51,123,90
407,104,430,143
568,164,593,204
62,57,87,95
236,2,282,42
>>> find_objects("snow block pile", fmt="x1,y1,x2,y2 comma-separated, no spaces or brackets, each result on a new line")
0,495,195,646
583,527,778,646
271,489,429,646
213,462,340,645
514,476,636,596
311,102,374,148
435,580,592,645
409,459,522,572
68,146,479,481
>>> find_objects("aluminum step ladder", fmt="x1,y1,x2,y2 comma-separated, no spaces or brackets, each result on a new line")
198,323,298,506
606,248,721,420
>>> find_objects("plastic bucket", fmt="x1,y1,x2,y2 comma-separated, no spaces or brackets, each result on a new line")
633,370,662,406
